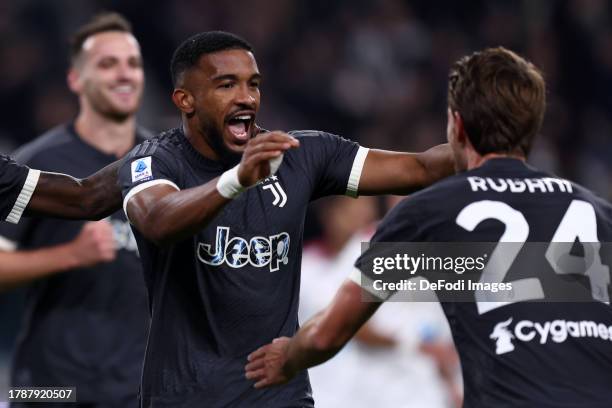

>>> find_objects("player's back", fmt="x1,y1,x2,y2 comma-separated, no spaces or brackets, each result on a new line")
383,158,612,407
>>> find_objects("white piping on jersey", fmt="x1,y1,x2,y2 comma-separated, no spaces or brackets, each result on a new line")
346,146,369,198
123,179,180,223
6,169,40,224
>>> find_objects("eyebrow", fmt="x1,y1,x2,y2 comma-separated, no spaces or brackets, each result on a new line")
211,73,262,82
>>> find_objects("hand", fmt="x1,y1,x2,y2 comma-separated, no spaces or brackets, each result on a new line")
245,337,294,388
238,131,299,187
70,220,116,267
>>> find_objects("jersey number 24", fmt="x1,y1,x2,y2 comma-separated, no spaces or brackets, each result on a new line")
456,199,610,314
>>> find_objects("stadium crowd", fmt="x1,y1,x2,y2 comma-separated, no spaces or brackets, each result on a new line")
1,0,611,194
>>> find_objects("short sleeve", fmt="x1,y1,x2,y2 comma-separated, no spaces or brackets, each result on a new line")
291,131,369,200
119,141,181,222
351,199,423,300
0,155,40,224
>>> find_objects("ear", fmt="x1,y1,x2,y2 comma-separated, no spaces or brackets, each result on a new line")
172,88,195,114
67,68,81,94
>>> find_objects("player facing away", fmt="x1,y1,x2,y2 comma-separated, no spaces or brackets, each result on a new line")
245,47,612,408
120,31,454,407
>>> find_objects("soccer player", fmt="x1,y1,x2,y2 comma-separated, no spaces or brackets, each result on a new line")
120,31,454,407
245,47,612,408
0,13,149,407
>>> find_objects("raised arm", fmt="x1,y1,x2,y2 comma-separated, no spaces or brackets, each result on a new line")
126,132,298,246
245,279,381,388
26,159,124,220
358,143,454,195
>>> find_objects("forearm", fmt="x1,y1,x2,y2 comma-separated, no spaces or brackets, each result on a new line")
26,160,123,221
285,281,382,374
358,143,455,195
131,178,230,245
0,245,80,290
354,324,397,348
284,312,347,374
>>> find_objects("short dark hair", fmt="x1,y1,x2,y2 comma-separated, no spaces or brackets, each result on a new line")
170,31,253,86
448,47,546,157
70,12,133,65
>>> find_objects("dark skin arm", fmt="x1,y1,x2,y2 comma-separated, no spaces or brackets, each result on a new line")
25,159,124,220
126,132,299,246
21,142,452,221
359,144,454,195
245,280,381,388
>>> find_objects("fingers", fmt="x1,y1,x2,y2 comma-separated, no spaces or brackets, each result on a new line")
254,378,272,389
247,346,267,362
245,358,265,373
246,151,282,165
252,131,300,148
245,367,266,381
248,141,293,154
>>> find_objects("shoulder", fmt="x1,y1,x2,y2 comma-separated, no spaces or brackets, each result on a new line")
13,124,74,165
400,171,471,209
126,128,183,161
135,125,156,142
568,181,612,216
285,129,359,163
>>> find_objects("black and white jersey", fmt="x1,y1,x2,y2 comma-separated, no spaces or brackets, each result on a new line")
120,127,367,408
354,158,612,408
0,154,39,224
0,124,150,406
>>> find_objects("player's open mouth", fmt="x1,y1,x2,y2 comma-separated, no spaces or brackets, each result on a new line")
226,112,255,142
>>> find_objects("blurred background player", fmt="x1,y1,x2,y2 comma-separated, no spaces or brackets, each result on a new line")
0,13,149,407
246,47,612,407
300,196,461,408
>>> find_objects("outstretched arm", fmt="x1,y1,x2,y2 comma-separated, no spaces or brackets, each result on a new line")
359,143,454,195
126,132,299,246
245,279,381,388
26,159,124,220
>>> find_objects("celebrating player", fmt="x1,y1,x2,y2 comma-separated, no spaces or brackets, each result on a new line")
245,47,612,407
0,13,150,407
120,31,454,407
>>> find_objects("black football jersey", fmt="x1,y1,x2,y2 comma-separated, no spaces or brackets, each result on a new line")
0,154,39,224
0,124,150,406
119,128,367,407
355,158,612,408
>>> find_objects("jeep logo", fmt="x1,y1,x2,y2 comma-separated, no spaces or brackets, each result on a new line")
197,226,290,272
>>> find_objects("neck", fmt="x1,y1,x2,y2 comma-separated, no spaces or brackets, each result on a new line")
466,151,525,170
182,120,241,166
182,123,220,161
74,106,136,158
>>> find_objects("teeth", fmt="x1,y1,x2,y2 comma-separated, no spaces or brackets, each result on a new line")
114,85,133,93
235,115,252,120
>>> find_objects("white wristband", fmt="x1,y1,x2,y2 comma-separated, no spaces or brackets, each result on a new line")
216,153,285,199
217,164,245,199
269,153,283,176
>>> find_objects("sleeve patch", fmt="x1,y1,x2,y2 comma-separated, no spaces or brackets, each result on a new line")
131,157,153,182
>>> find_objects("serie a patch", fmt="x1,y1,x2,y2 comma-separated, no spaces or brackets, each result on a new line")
131,156,153,182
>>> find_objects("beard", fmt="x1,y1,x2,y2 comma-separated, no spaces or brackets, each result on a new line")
200,120,242,168
84,83,139,123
